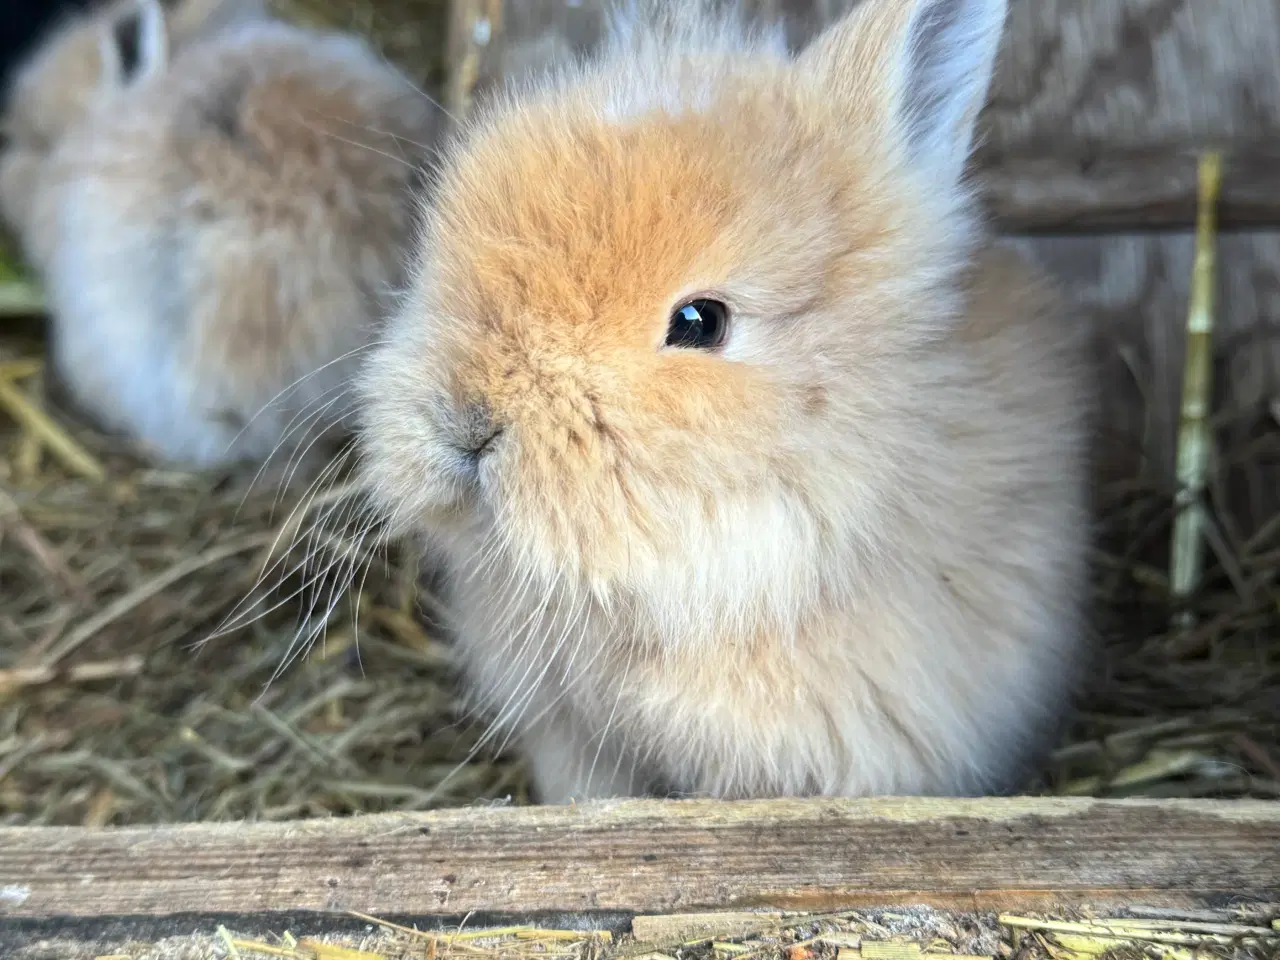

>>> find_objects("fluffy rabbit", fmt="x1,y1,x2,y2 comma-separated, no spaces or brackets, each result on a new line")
1,0,438,468
358,0,1092,802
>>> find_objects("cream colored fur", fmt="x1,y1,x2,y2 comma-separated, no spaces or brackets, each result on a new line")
358,0,1093,801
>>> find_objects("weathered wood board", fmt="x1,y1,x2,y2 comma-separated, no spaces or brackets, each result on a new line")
1,797,1278,923
984,0,1280,157
978,148,1280,234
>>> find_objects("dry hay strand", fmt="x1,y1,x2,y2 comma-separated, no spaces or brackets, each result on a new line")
1037,424,1280,801
1037,154,1280,801
12,907,1280,960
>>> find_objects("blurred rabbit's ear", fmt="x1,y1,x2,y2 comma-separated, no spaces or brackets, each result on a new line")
795,0,1008,185
99,0,170,88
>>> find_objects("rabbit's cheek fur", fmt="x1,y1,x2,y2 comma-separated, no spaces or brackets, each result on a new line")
362,318,804,636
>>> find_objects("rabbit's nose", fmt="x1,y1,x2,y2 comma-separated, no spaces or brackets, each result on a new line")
462,424,504,461
454,402,504,461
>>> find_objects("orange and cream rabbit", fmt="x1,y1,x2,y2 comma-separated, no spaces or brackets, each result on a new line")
1,0,438,469
358,0,1092,802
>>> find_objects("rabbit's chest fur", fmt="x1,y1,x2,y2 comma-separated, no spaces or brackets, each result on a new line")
452,558,1076,801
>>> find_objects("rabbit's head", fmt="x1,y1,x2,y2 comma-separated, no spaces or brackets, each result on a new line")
359,0,1010,646
2,0,263,151
4,0,167,154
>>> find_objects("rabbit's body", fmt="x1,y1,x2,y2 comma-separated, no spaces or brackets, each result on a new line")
3,3,436,467
359,0,1091,801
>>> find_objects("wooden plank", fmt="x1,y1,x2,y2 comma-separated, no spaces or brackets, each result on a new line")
0,797,1278,921
980,148,1280,234
982,0,1280,157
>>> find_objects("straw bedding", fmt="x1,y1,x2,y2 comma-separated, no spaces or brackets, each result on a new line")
12,902,1280,959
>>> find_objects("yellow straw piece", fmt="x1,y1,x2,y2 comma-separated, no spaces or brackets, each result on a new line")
0,358,43,380
0,377,105,482
1169,151,1223,626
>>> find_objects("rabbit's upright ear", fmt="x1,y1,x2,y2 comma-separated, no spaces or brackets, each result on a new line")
796,0,1008,186
99,0,170,88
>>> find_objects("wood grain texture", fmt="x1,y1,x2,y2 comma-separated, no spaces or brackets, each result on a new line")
1,797,1278,921
981,148,1280,234
983,0,1280,157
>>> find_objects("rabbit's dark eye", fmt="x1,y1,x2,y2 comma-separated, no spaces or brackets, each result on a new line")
666,299,728,350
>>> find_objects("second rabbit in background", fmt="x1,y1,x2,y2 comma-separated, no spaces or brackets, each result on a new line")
0,0,439,472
